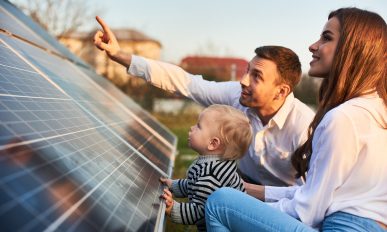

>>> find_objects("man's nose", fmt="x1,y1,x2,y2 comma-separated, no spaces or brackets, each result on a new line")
240,73,250,87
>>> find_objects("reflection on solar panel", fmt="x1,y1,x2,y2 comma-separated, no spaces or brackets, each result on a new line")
0,1,176,231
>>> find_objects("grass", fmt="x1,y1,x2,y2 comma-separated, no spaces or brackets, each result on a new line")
153,112,199,232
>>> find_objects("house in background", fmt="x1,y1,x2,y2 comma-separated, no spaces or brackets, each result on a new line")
180,56,248,82
59,29,162,87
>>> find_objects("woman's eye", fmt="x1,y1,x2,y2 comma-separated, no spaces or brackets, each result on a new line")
322,34,332,41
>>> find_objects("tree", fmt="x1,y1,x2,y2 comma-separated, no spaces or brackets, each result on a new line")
294,74,322,108
11,0,100,39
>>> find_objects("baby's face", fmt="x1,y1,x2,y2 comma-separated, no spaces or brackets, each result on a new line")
188,110,219,154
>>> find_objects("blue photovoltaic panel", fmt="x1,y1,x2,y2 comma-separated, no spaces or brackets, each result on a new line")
79,66,176,145
0,0,90,67
0,1,176,232
1,34,174,174
0,42,67,99
0,4,60,55
0,126,165,231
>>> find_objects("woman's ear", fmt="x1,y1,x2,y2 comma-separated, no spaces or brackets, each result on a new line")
207,137,221,151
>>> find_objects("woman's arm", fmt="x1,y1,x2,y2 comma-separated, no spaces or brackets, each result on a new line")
269,108,359,227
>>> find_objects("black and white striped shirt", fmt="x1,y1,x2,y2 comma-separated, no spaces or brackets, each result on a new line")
170,155,245,231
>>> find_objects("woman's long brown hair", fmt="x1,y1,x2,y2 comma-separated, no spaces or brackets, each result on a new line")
292,8,387,179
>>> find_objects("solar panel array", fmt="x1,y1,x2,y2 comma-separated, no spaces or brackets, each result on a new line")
0,1,176,231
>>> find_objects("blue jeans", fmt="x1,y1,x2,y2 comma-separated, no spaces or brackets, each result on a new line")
322,211,386,232
205,187,314,232
205,188,386,232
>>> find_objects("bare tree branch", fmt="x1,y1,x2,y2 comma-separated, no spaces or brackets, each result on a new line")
11,0,102,38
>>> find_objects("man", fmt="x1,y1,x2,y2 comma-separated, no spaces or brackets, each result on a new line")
94,16,315,187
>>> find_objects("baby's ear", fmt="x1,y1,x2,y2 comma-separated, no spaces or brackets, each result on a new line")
208,137,221,151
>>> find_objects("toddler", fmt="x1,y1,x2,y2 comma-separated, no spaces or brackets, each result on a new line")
160,104,252,231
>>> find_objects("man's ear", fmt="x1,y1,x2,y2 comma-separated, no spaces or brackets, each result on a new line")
207,137,221,151
275,84,290,100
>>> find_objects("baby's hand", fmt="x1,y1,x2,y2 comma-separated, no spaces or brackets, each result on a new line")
159,177,172,188
161,188,174,216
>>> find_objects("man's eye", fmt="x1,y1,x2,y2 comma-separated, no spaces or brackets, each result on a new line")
253,73,260,80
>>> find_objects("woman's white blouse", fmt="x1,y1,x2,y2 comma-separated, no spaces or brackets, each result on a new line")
267,94,387,228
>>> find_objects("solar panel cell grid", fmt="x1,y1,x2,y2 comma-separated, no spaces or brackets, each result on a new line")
0,6,60,54
0,126,165,231
1,1,90,67
78,66,177,145
0,96,101,146
0,45,66,99
0,2,176,231
2,34,174,172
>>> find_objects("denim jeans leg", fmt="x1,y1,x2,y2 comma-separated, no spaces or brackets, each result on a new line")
322,211,387,232
205,187,315,232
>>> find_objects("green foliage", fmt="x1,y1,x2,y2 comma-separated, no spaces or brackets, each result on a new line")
294,74,322,108
121,82,178,111
154,112,198,151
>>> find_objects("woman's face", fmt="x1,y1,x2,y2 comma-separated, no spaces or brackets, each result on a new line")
308,17,340,78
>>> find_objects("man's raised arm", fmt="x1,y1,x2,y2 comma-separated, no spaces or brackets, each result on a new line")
93,16,239,107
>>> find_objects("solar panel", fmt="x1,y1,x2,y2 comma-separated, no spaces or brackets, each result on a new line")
0,5,58,53
1,1,90,67
0,1,176,231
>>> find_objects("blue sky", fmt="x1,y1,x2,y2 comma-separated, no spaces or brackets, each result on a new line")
15,0,387,73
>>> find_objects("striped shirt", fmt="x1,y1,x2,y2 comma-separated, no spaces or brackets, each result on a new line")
170,155,245,231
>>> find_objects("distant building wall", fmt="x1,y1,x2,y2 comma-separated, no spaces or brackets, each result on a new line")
59,29,161,87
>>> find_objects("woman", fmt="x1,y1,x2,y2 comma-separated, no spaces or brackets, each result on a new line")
205,7,386,232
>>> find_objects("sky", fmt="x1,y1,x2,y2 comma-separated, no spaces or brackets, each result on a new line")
15,0,387,73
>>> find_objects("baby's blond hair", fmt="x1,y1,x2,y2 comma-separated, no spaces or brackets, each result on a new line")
203,104,252,160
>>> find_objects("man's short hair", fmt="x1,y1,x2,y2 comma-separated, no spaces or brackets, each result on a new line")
255,46,302,91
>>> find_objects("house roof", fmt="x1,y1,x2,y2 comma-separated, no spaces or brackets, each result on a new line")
180,56,248,80
110,29,160,44
181,56,248,67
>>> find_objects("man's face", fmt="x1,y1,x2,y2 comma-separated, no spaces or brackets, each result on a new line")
239,57,281,111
